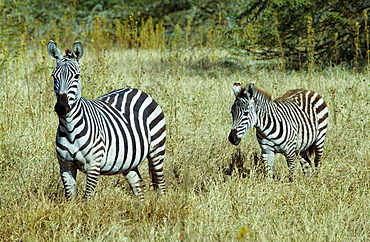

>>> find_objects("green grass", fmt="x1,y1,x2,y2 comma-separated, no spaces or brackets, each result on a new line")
0,46,369,241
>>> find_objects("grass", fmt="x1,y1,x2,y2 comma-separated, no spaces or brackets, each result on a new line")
0,45,369,241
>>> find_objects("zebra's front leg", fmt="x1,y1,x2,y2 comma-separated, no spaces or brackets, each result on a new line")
261,149,275,179
83,164,101,199
125,168,145,201
60,163,77,200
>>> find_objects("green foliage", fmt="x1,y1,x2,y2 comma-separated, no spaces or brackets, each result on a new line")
223,0,370,68
3,0,369,69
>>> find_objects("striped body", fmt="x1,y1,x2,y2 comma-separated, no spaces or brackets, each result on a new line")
229,83,328,181
48,41,166,200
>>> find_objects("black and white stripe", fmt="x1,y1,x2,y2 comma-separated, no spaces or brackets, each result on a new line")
229,83,328,181
47,41,166,200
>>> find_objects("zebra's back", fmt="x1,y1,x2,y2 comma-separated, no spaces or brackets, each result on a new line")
273,89,328,152
97,88,166,149
94,88,166,175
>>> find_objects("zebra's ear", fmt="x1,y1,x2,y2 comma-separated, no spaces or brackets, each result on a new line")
244,83,255,99
47,40,62,61
72,41,84,61
233,83,242,97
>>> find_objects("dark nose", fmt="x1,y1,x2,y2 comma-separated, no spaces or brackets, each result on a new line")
55,93,70,117
228,129,241,145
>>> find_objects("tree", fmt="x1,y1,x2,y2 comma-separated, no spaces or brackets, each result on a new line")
223,0,370,68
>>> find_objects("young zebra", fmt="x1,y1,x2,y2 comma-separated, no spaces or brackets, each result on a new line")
47,40,166,200
228,83,328,181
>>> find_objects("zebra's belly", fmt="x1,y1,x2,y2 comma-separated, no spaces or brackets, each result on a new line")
57,123,151,175
259,135,312,154
295,127,317,151
99,145,149,175
58,144,148,175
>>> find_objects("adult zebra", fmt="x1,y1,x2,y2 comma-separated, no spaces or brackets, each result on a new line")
47,40,166,200
228,83,328,181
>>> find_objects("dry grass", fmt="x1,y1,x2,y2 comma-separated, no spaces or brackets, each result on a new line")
0,46,369,241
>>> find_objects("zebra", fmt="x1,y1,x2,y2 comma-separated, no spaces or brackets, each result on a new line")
47,40,166,200
228,83,328,181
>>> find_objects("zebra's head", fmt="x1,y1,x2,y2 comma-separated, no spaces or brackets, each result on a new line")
47,40,84,118
229,83,258,145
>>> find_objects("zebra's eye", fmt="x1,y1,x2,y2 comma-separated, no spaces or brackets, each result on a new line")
74,74,80,79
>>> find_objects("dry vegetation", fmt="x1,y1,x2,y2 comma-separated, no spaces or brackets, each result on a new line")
0,43,369,241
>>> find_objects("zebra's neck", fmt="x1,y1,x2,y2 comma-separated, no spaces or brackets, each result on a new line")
254,90,279,131
58,97,84,126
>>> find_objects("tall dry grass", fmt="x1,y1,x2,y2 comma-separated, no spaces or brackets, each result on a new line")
0,45,369,241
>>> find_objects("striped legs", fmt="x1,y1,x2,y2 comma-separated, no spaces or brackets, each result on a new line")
148,157,166,194
261,149,275,179
60,164,77,200
284,152,296,182
148,144,166,195
125,168,145,201
262,148,316,182
299,151,313,177
313,139,325,173
124,144,166,200
84,166,101,199
59,159,101,200
300,136,326,177
124,158,166,201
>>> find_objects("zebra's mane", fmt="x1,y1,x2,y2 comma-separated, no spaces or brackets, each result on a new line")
236,87,272,101
255,87,272,101
65,49,74,58
239,86,272,101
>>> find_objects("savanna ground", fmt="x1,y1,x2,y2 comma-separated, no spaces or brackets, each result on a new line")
0,45,369,241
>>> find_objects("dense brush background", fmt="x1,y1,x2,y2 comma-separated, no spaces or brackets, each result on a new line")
0,1,369,241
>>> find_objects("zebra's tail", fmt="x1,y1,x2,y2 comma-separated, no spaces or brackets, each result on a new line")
307,144,315,157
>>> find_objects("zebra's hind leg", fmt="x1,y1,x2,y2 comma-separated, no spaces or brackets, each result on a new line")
299,151,313,177
125,168,145,201
147,151,166,195
284,152,296,182
313,141,325,174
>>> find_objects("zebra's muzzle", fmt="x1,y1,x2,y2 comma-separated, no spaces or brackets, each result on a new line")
55,93,70,117
228,129,241,145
